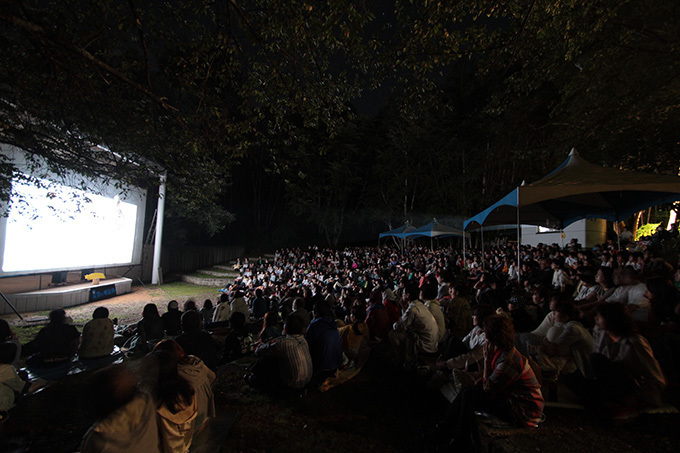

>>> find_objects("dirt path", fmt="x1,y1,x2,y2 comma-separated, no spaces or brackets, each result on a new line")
3,284,219,329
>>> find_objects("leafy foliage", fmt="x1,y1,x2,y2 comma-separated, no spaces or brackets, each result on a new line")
1,0,678,246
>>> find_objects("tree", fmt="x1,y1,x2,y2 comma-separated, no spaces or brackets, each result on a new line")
0,0,386,238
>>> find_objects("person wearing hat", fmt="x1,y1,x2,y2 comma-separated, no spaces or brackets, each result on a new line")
162,300,182,337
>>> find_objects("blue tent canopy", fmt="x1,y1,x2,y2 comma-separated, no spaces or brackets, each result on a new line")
405,219,469,238
464,149,680,230
378,221,416,239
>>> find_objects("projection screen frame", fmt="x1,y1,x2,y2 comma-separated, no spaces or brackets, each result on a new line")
0,144,147,277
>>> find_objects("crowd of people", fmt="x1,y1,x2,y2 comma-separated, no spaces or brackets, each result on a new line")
1,230,679,451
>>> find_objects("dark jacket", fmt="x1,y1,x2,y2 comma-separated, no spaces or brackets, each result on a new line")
305,316,342,371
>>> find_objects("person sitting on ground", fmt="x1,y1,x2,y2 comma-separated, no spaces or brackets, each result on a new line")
551,258,571,293
80,364,160,453
222,312,254,363
211,293,231,325
175,310,219,371
153,340,215,431
383,283,401,325
365,290,391,341
251,288,269,320
162,301,183,337
0,319,21,366
644,276,680,331
444,285,473,342
249,315,313,396
136,303,165,353
200,299,215,328
337,305,370,365
288,298,312,333
535,300,593,380
642,276,680,381
515,293,561,356
578,267,617,319
507,292,536,333
305,299,343,385
24,308,80,367
153,351,198,453
422,281,447,344
566,303,666,418
429,315,544,451
573,269,600,304
230,290,250,322
183,300,198,312
388,281,439,365
437,304,495,371
436,272,451,300
0,342,30,416
258,311,283,343
79,306,115,359
605,267,650,322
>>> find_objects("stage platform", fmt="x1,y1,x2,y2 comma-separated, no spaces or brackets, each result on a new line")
2,277,133,316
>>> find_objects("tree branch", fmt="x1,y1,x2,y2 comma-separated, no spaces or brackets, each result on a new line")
0,10,189,130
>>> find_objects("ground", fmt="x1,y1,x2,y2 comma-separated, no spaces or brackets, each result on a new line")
1,284,679,452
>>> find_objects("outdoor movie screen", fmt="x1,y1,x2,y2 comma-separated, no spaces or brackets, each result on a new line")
0,150,147,277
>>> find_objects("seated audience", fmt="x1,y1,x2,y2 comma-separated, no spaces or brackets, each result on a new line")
305,299,343,385
567,303,666,418
337,305,370,364
422,282,446,344
365,290,391,340
429,315,544,451
0,342,29,415
154,351,198,453
251,288,268,320
24,309,80,367
137,303,165,352
288,298,311,332
0,319,21,366
79,306,115,359
230,290,250,322
249,316,313,395
200,299,215,327
175,311,219,371
444,285,473,341
80,364,160,453
437,304,495,371
212,294,232,324
153,340,215,431
535,300,593,379
389,281,439,366
162,300,183,337
258,311,283,343
223,312,254,363
183,300,198,312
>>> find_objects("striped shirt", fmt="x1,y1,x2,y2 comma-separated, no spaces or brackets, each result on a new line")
484,347,544,427
255,334,313,389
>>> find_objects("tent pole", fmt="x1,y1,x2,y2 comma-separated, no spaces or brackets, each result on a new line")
481,226,485,270
463,229,466,269
517,206,521,283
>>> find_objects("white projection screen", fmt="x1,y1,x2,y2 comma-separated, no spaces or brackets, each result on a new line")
0,145,147,277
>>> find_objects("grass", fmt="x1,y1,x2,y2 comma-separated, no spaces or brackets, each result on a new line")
148,281,223,299
185,271,231,279
13,325,43,345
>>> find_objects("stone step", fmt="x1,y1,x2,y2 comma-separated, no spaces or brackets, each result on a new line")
214,264,240,271
198,268,240,277
180,274,232,287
